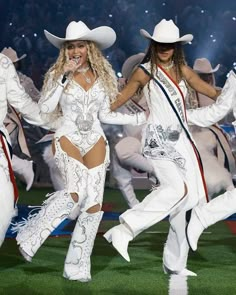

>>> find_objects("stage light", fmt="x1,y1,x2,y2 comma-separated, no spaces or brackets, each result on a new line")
109,14,112,18
9,23,12,26
34,33,37,37
22,34,25,38
117,72,122,78
145,10,149,14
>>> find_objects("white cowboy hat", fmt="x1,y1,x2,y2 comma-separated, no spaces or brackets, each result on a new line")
1,47,26,62
44,21,116,50
122,53,145,79
193,58,220,73
140,19,193,44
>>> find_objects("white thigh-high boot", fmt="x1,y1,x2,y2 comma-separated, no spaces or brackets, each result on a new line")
162,210,196,276
187,188,236,251
63,163,106,281
63,211,103,281
104,159,188,262
13,143,88,261
14,190,78,260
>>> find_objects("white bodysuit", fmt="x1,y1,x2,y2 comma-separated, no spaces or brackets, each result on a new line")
39,75,145,161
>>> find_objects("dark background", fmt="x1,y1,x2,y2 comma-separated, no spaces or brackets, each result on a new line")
1,0,236,88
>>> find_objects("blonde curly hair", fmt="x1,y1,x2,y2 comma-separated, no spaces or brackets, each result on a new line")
40,41,118,125
42,41,118,102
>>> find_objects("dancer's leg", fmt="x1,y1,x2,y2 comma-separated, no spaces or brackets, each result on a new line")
187,188,236,251
64,137,107,281
104,159,188,261
163,210,196,276
14,136,88,260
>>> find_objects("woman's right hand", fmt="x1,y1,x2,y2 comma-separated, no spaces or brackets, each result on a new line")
63,58,79,75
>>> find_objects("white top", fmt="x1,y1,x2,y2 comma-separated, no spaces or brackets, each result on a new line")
39,74,146,146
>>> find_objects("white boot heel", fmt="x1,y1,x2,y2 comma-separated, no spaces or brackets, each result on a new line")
103,224,133,262
103,229,112,243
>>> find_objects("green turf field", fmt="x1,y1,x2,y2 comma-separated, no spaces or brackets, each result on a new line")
0,186,235,295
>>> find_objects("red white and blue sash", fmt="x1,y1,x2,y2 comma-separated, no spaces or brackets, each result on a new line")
139,64,209,202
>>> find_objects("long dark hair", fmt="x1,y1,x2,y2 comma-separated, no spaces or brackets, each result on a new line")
142,40,187,82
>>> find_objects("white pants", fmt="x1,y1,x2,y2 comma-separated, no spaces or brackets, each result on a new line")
119,151,203,272
163,210,189,271
119,158,193,236
195,188,236,228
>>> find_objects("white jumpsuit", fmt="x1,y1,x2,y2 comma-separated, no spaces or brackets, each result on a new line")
118,63,236,272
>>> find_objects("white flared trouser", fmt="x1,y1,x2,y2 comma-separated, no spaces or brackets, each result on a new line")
119,151,204,272
163,210,189,272
119,159,189,236
195,188,236,228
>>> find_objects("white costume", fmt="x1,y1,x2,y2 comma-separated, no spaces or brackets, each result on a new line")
104,63,236,274
5,71,40,191
187,188,236,251
2,47,40,191
14,68,146,281
0,53,51,247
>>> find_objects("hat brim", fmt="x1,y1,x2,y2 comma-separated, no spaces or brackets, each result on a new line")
13,54,27,63
36,133,54,144
44,26,116,50
140,29,193,45
122,53,145,79
194,64,220,74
